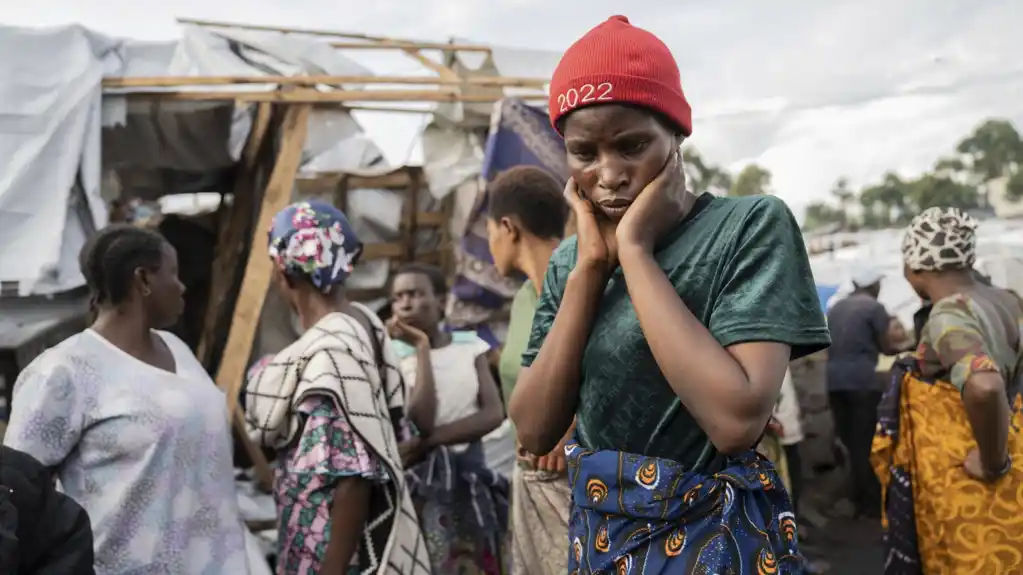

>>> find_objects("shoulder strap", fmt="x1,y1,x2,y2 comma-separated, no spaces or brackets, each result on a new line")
345,304,385,369
343,304,404,437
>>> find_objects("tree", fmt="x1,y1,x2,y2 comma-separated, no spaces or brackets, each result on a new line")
803,118,1023,230
906,173,980,212
829,177,855,228
729,164,772,197
803,202,842,232
859,173,910,228
682,148,733,195
1007,169,1023,202
955,119,1023,206
956,119,1023,182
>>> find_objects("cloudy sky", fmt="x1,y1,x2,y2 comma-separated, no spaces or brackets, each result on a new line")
6,0,1023,216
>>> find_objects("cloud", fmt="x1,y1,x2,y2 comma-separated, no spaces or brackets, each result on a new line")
3,0,1021,216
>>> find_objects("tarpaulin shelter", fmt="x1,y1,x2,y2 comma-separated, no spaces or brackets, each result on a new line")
0,18,553,493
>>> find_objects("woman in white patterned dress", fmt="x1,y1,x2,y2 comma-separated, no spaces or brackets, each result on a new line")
4,225,249,574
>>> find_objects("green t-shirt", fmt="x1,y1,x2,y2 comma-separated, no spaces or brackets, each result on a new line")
499,281,539,409
521,193,830,471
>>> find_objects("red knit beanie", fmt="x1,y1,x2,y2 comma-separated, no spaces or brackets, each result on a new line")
548,15,692,137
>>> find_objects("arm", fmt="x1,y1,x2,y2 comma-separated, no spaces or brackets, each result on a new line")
619,197,829,455
509,250,605,455
619,244,791,454
404,342,437,436
871,305,901,356
927,299,1011,474
321,477,371,573
3,361,83,469
426,355,504,447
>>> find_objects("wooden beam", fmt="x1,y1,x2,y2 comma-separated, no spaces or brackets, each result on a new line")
103,75,548,89
297,170,413,192
332,40,489,52
176,17,491,52
343,105,434,114
177,17,391,41
232,406,272,493
117,89,547,103
197,102,273,365
215,103,309,406
362,242,406,260
402,49,459,81
213,104,311,490
118,89,548,103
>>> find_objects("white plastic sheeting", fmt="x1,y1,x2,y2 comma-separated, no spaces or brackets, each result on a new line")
0,22,385,296
809,219,1023,328
0,25,112,294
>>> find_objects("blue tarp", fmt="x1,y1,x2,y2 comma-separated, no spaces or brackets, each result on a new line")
447,99,567,347
816,285,839,313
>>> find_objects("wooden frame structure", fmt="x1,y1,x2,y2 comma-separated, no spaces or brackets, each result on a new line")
102,19,550,493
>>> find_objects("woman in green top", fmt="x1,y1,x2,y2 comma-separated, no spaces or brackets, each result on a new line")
508,15,830,573
486,165,571,575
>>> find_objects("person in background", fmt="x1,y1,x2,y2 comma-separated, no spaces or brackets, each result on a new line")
825,267,905,519
4,225,249,574
107,199,131,224
0,445,94,574
386,263,507,575
873,207,1023,573
485,165,571,575
773,369,805,518
245,201,429,575
510,15,830,572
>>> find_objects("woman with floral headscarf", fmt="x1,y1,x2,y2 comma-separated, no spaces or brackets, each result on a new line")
872,207,1023,574
244,200,431,575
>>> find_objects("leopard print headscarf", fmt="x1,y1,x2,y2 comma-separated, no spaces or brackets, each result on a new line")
901,207,978,272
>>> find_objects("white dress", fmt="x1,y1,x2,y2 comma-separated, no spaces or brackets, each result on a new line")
4,329,249,575
392,331,491,452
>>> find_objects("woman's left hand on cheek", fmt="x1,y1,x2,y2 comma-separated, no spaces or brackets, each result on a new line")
615,149,688,253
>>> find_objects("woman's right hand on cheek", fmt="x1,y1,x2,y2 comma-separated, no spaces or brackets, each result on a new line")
564,178,618,277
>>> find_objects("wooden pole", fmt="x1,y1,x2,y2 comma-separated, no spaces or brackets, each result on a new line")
196,102,273,364
330,40,488,52
175,17,491,52
216,102,309,409
342,105,435,114
115,89,547,103
214,103,311,492
103,75,548,89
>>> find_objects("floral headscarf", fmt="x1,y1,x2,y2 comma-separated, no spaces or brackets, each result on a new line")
268,200,362,293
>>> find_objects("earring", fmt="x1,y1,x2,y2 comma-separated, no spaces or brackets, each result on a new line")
142,287,152,297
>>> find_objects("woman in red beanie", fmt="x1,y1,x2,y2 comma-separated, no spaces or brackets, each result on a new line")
507,15,830,574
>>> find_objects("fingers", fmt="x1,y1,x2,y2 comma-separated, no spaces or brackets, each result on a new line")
386,317,408,339
649,148,682,189
562,178,588,212
535,455,549,472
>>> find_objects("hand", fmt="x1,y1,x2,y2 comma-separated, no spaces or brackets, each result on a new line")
387,317,430,348
963,447,1008,483
533,419,575,474
563,177,619,276
616,149,688,253
399,436,429,468
535,438,568,474
766,416,784,438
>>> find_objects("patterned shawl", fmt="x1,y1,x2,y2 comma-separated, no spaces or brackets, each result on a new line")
245,307,431,575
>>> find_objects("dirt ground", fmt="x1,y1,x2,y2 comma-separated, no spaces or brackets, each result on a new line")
798,467,885,574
